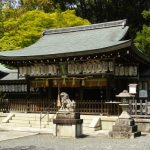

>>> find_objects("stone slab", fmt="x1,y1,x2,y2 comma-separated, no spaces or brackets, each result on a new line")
53,119,83,125
89,117,101,128
56,112,80,119
53,123,82,138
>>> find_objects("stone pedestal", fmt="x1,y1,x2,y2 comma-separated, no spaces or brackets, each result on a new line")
53,112,83,138
109,118,141,138
109,104,141,138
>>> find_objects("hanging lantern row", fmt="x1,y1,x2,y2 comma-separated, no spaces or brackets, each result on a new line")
19,60,114,77
0,84,27,92
19,64,58,77
115,65,138,76
68,60,114,75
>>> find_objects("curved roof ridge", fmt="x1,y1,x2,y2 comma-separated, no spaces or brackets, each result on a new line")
0,63,16,73
43,19,127,35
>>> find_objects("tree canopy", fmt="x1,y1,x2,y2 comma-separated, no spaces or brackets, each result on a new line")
135,10,150,56
0,9,90,51
53,0,150,37
0,0,150,56
4,0,149,37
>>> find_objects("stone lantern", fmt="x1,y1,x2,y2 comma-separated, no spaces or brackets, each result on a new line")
109,90,141,139
116,90,133,119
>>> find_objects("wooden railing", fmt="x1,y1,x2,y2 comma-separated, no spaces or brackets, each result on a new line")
0,97,150,117
0,98,9,113
75,100,121,115
9,99,58,113
130,99,150,117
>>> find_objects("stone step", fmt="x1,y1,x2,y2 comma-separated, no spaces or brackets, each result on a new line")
29,120,49,124
31,124,46,128
9,120,30,124
15,114,39,117
13,116,49,121
13,123,31,127
1,122,31,127
14,116,52,121
9,120,51,126
14,113,55,118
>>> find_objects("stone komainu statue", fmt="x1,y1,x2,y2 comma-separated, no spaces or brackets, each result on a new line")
59,92,76,112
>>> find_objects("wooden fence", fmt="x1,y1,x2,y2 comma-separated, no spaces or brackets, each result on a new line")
0,98,150,117
130,99,150,117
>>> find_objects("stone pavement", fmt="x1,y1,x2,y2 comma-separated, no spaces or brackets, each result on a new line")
0,132,150,150
0,131,38,142
0,129,109,142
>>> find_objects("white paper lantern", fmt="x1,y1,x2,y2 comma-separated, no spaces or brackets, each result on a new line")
97,61,102,73
124,66,129,76
109,61,114,72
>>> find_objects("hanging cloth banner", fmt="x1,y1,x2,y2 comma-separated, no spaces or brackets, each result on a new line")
51,78,107,87
31,79,49,88
85,78,107,87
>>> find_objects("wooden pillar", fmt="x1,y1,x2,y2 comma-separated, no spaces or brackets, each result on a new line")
79,87,84,101
106,76,112,101
26,76,30,113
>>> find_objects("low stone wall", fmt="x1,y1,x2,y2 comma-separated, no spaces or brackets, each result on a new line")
100,116,117,130
134,118,150,132
0,113,8,123
100,116,150,133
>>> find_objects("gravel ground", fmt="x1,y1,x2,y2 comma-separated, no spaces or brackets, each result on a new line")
0,133,150,150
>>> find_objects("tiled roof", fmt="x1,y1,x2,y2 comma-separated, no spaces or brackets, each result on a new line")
0,20,129,59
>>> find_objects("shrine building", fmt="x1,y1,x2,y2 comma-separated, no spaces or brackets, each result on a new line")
0,19,149,115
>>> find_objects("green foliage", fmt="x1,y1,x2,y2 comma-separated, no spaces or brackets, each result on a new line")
142,10,150,20
0,9,90,51
20,0,55,12
50,10,90,28
53,0,150,37
135,10,150,56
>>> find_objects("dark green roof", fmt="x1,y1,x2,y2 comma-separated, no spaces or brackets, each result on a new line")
0,20,129,60
0,63,13,73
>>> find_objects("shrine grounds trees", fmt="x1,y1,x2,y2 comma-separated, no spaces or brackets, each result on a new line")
0,0,149,56
136,10,150,56
0,9,90,51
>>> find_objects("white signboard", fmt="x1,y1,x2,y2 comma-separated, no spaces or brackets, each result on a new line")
129,84,137,94
139,90,148,98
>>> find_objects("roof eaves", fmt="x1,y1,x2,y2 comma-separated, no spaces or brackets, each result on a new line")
0,40,131,61
131,44,150,65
